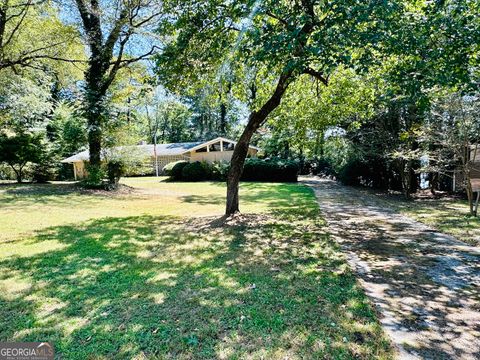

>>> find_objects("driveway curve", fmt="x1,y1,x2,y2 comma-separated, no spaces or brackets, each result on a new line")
303,177,480,360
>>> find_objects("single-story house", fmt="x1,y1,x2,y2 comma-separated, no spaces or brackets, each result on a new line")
61,137,260,180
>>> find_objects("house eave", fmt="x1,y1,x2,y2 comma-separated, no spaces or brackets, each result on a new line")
182,137,261,154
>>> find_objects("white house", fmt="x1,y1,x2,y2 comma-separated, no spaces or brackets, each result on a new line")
61,137,260,180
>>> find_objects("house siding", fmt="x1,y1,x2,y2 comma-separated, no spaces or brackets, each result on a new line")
65,137,260,179
453,161,480,192
153,155,190,174
472,162,480,179
190,148,257,163
73,161,87,180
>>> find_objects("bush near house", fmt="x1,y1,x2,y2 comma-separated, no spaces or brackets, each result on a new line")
169,161,189,180
81,164,107,189
32,161,56,183
164,158,299,182
107,160,126,187
210,161,230,181
81,159,127,190
181,161,210,181
163,160,188,177
242,158,299,182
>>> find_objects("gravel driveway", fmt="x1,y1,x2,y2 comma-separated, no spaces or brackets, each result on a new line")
303,178,480,360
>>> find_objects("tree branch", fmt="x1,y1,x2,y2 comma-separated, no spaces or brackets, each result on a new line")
108,45,159,67
2,0,32,49
265,11,290,28
303,67,328,85
103,7,129,60
74,0,92,33
132,10,163,28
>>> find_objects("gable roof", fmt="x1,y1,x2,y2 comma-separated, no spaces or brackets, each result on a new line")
187,137,261,152
61,137,260,163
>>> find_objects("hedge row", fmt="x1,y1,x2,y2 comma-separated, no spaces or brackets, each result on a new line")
163,158,298,182
241,158,298,182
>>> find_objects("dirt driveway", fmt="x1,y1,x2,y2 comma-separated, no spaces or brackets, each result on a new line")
303,178,480,360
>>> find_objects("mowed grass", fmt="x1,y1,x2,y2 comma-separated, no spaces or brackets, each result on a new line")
0,177,303,243
381,195,480,245
0,177,392,359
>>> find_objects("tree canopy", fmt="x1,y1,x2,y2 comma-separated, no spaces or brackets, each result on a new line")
156,0,407,213
0,0,478,216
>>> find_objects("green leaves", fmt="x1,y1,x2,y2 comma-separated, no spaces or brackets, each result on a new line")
388,0,480,92
155,0,405,111
0,0,84,75
0,131,45,181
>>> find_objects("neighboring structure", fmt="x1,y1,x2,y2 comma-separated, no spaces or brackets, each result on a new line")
453,145,480,191
61,137,260,180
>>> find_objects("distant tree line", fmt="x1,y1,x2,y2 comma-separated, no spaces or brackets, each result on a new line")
0,0,478,216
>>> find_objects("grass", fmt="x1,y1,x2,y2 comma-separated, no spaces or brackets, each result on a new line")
0,177,392,359
380,194,480,245
0,177,307,243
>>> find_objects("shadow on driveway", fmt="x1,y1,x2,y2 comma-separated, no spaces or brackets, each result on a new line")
304,177,480,360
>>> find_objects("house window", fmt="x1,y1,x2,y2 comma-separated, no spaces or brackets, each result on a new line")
209,142,221,152
196,146,207,153
223,141,234,151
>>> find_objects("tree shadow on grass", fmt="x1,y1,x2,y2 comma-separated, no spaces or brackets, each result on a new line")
0,182,112,209
0,213,392,359
180,182,316,212
369,189,480,245
309,179,480,359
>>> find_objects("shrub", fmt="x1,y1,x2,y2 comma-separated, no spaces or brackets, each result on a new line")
32,149,56,183
56,163,75,180
337,156,392,189
123,160,154,177
32,161,56,183
107,160,125,186
81,164,106,189
210,161,230,181
299,157,335,176
0,164,15,180
163,160,187,176
170,161,189,180
337,158,364,186
181,161,209,181
165,159,299,182
241,158,299,182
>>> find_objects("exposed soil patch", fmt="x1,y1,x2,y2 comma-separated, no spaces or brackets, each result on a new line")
304,177,480,360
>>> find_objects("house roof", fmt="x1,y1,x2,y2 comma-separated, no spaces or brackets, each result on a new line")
61,137,260,163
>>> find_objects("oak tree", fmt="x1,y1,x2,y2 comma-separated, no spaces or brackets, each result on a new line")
157,0,401,214
71,0,162,174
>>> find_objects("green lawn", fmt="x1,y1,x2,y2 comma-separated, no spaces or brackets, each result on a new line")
0,177,392,359
380,195,480,245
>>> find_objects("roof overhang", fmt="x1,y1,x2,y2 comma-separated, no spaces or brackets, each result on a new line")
61,150,89,163
184,137,261,154
61,137,262,163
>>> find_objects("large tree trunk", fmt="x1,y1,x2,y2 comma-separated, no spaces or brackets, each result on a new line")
430,172,438,195
87,113,102,168
0,5,6,52
225,120,259,215
85,51,108,169
225,72,293,215
86,90,103,168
